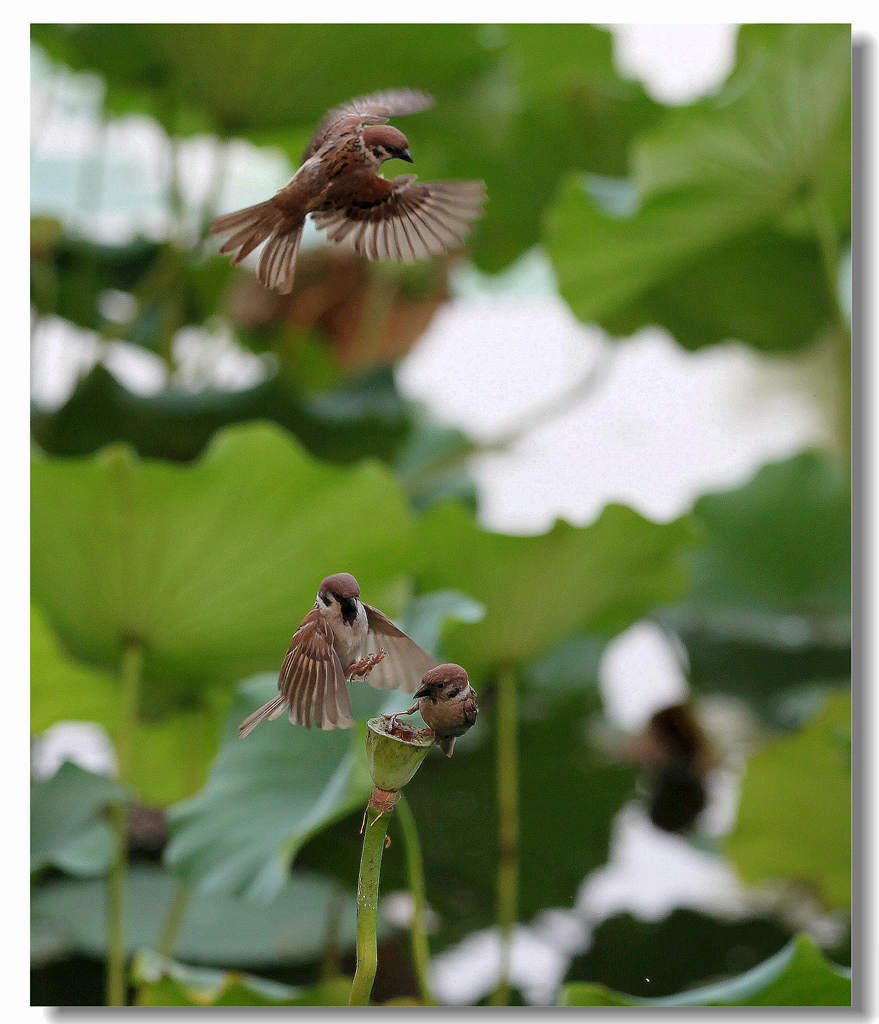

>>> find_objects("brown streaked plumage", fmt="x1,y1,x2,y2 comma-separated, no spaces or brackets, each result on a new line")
383,662,478,757
237,572,437,736
210,89,486,294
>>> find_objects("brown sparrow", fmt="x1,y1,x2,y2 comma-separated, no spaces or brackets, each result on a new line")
628,704,715,833
238,572,437,736
383,663,478,757
210,89,486,294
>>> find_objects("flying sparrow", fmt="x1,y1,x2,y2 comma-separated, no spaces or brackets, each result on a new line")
210,88,486,294
238,572,437,736
383,663,478,757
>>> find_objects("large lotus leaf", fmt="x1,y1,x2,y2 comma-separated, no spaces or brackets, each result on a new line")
413,24,662,271
727,693,850,908
661,452,850,721
681,452,851,623
412,501,699,678
30,422,414,706
595,226,838,352
545,24,850,350
31,762,124,877
677,632,851,726
32,862,359,966
30,25,489,136
165,675,373,900
561,933,850,1006
31,362,411,467
132,950,352,1006
31,605,224,806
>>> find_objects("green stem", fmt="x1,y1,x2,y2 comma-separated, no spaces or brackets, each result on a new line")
349,803,392,1005
106,640,143,1006
156,882,191,960
396,795,435,1005
491,665,518,1006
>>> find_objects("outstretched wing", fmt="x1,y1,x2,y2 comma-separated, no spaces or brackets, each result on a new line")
312,175,486,263
303,88,435,162
278,610,354,728
361,604,438,693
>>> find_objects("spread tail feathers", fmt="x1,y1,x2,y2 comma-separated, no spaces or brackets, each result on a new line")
210,201,304,295
238,694,287,738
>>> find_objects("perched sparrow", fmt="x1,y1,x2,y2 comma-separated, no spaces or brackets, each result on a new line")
238,572,437,736
210,88,486,294
383,663,478,757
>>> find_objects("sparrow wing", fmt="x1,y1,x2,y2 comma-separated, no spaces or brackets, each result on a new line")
303,89,435,161
279,610,354,729
463,692,479,727
362,604,438,694
311,175,486,263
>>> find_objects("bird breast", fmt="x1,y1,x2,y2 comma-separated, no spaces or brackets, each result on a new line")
420,690,475,737
327,602,368,668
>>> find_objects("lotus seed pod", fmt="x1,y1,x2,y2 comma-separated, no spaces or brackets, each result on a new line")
365,717,433,793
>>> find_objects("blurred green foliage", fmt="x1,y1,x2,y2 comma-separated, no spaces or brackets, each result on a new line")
545,24,850,351
561,933,851,1006
31,22,850,1008
728,692,851,907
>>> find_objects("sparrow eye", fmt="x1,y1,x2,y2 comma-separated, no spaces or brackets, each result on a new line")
319,593,332,607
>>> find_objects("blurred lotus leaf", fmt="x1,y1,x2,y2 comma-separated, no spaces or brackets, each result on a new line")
31,762,124,878
561,932,849,1006
32,862,360,966
31,361,414,467
545,24,850,350
31,604,225,806
663,452,850,721
727,692,851,908
683,452,850,622
132,950,352,1006
413,501,699,677
165,676,373,900
30,422,415,707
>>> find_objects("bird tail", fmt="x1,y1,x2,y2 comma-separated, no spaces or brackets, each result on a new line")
238,694,287,738
436,735,456,758
210,200,304,295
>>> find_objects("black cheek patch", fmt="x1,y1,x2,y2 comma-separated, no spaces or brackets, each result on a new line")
340,598,358,625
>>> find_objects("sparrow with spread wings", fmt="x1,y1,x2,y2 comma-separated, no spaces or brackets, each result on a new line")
210,89,486,294
238,572,437,736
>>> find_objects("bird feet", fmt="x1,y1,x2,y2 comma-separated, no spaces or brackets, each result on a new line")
381,702,420,738
347,648,387,681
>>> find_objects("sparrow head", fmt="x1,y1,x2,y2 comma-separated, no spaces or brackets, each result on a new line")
414,663,470,702
317,572,362,626
362,124,413,164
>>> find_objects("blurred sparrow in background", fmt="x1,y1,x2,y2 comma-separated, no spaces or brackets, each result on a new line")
238,572,437,736
384,662,478,757
211,89,486,293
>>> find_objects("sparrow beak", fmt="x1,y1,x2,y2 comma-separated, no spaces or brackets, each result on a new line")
413,682,432,699
399,148,414,163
